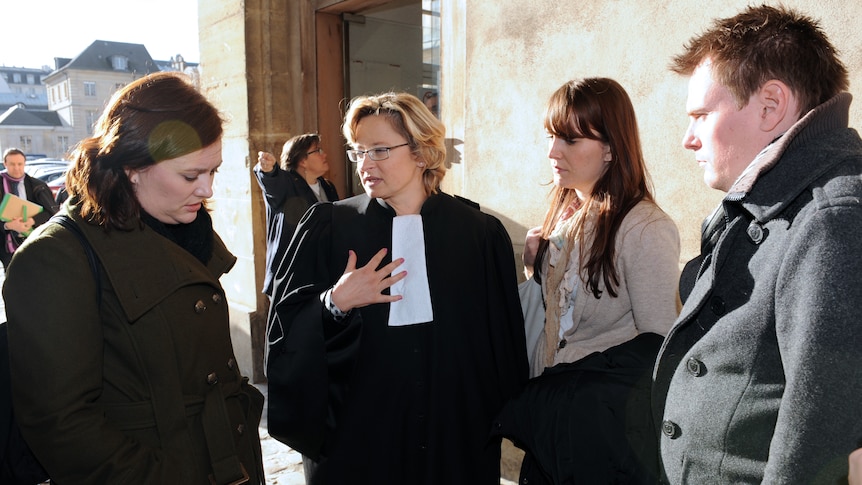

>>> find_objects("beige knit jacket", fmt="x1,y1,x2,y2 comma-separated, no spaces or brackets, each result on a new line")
530,200,681,377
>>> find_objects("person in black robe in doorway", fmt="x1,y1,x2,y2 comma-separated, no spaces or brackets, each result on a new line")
254,133,340,297
265,92,529,485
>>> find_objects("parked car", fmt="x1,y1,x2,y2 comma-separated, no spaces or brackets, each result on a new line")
47,177,67,203
34,166,68,185
25,159,70,178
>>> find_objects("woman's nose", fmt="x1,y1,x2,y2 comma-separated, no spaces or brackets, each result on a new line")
547,138,562,159
196,177,214,198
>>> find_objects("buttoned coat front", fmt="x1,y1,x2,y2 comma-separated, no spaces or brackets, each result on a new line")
652,93,862,483
5,204,264,484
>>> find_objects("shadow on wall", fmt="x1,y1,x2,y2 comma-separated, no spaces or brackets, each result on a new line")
445,138,464,168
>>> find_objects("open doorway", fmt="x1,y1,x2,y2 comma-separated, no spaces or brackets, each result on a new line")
341,0,441,194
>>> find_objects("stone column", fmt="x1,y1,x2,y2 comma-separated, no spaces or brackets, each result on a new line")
198,0,315,382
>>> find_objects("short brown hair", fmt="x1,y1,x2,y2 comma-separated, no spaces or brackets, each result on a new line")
66,72,223,230
671,4,848,113
279,133,321,171
2,148,25,164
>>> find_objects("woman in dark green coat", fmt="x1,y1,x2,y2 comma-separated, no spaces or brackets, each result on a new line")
4,72,264,484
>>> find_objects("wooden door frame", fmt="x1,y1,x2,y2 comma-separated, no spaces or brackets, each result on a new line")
310,0,394,198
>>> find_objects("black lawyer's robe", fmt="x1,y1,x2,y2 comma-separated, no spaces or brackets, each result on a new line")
266,192,529,485
253,165,340,296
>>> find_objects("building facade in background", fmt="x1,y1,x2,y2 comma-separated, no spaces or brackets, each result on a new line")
1,41,198,159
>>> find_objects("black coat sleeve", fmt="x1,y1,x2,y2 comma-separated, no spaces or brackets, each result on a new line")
29,177,59,226
265,202,360,460
484,214,530,401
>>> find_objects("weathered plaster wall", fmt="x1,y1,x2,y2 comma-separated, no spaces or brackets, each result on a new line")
443,0,862,274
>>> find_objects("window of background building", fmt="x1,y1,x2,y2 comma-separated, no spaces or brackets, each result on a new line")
19,136,32,152
84,81,96,97
110,56,128,71
86,110,99,134
27,74,35,84
13,73,21,83
57,136,70,155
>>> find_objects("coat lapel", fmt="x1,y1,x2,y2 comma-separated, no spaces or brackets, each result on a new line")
78,217,233,322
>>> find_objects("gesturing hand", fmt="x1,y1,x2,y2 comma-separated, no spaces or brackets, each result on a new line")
257,151,277,173
330,248,406,312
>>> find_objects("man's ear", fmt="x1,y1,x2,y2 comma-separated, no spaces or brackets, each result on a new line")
757,80,799,132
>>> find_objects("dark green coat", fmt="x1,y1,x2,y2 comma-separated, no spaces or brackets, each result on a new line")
4,204,264,484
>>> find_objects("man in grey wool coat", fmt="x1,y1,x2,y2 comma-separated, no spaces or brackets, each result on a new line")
652,4,862,483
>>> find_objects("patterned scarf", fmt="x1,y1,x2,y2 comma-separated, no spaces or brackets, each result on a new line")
541,201,595,367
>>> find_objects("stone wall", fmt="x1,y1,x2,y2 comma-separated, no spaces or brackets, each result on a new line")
442,0,862,271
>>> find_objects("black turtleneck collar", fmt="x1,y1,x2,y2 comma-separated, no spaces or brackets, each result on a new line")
140,207,214,265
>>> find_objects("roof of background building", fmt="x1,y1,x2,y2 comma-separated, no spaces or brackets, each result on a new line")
0,92,49,111
0,66,52,76
49,40,159,75
0,105,63,127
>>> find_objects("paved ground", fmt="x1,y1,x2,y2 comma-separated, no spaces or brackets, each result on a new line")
254,383,307,484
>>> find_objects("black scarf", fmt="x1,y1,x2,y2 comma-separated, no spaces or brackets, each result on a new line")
140,208,214,265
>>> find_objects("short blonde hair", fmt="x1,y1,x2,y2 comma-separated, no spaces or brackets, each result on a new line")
342,92,446,195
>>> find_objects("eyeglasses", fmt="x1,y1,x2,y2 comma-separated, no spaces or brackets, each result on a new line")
306,148,324,156
346,143,409,163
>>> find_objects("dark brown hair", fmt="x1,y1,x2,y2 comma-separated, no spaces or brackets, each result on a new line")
536,78,654,298
279,133,321,171
66,72,223,230
670,4,848,113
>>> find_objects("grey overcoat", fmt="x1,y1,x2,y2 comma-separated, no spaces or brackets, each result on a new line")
653,93,862,484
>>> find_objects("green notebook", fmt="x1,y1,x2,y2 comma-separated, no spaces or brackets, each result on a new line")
0,192,43,236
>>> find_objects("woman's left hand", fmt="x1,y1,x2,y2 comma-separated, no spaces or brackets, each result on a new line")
523,226,542,278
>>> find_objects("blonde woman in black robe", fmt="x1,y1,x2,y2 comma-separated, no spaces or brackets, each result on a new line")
265,92,528,485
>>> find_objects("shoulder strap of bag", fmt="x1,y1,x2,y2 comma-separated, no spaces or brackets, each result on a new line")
50,214,101,305
0,215,102,484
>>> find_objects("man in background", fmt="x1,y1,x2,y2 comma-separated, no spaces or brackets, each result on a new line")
1,149,57,271
652,4,862,483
